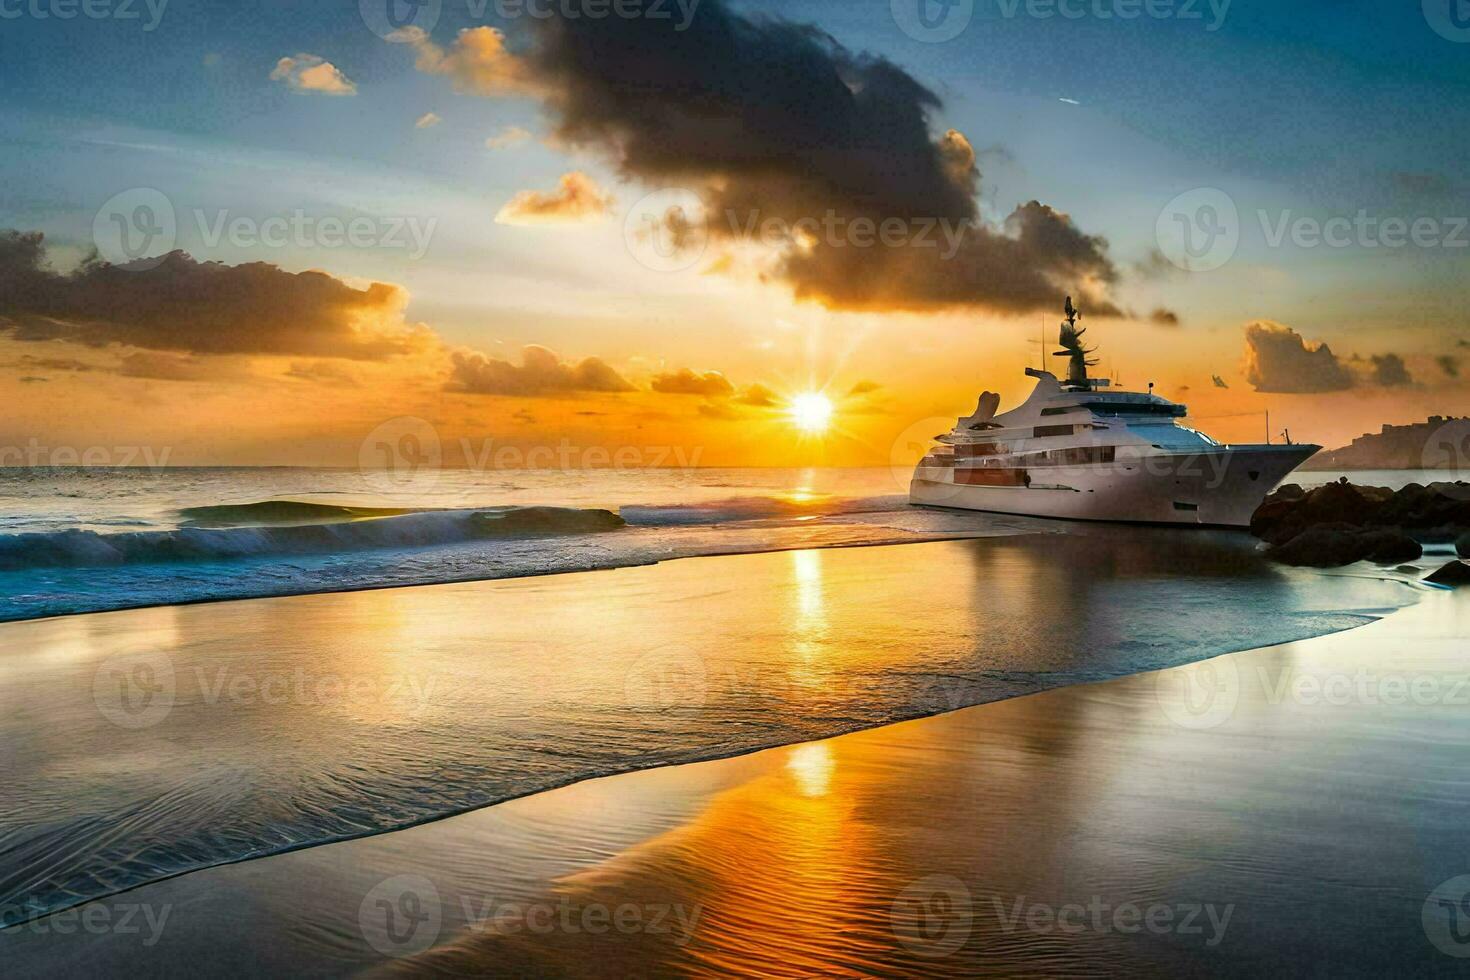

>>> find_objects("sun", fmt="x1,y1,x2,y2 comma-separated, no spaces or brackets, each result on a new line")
788,392,834,434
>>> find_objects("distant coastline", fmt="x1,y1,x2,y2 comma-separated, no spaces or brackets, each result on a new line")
1299,415,1470,470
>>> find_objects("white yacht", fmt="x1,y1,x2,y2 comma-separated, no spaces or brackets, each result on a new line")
909,299,1319,527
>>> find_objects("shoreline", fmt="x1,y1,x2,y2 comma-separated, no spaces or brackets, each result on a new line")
6,588,1466,975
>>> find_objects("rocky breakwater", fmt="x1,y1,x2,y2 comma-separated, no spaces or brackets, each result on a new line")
1250,480,1470,582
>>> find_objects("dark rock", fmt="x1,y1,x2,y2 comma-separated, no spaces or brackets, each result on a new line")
1357,529,1422,564
1249,496,1305,544
1426,560,1470,587
1266,525,1373,567
1378,483,1470,528
1251,480,1470,565
1303,480,1380,525
1459,532,1470,558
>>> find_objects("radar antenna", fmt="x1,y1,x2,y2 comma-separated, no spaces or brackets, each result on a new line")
1054,295,1098,387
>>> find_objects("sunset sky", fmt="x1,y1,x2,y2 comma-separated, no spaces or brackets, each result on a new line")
1,0,1467,467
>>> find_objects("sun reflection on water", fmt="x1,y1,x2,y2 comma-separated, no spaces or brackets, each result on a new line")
785,742,834,797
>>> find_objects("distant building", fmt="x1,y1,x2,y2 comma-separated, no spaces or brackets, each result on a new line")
1300,416,1469,470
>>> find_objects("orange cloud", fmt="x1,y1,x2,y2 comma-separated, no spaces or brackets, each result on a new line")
402,26,538,96
651,368,735,397
734,383,778,407
495,172,611,226
270,54,357,95
117,351,256,382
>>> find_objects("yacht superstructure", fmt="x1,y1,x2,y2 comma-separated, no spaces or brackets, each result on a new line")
909,299,1318,526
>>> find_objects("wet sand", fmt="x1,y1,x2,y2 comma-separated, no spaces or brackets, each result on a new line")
1,529,1415,926
6,587,1469,976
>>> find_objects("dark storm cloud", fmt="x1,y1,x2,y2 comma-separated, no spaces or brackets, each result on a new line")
0,231,427,359
446,345,636,396
1243,322,1416,393
1369,353,1412,387
1243,321,1354,393
410,2,1119,314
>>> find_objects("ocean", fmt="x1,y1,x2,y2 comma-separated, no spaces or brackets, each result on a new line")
0,465,1440,621
0,466,1450,926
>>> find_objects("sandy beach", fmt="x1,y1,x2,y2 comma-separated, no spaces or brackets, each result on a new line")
4,547,1465,976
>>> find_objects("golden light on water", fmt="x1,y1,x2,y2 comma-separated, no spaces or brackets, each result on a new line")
788,393,834,434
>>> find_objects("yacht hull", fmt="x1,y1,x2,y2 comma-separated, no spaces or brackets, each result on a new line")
910,446,1317,527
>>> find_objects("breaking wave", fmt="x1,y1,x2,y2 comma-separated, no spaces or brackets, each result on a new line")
177,500,424,525
0,505,628,571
